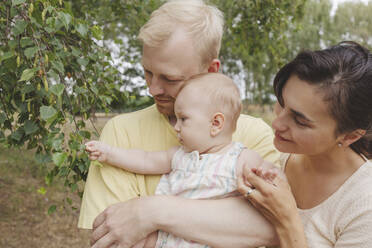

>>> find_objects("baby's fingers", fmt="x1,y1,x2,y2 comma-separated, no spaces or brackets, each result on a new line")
85,141,99,152
88,151,101,160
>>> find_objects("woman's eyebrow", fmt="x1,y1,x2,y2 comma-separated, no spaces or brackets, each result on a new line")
290,108,313,122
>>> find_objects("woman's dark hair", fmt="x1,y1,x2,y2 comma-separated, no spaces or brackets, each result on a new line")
273,41,372,159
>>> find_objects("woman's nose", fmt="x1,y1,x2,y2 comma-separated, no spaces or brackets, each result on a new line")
272,104,288,132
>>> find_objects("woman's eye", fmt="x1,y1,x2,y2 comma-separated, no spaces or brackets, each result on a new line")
294,118,307,127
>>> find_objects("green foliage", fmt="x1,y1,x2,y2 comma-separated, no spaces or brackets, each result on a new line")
214,0,306,104
285,0,372,59
0,0,150,199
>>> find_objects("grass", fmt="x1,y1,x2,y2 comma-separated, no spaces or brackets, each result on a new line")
0,142,91,248
0,114,113,247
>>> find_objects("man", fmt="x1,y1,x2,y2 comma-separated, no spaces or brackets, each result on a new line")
79,0,279,247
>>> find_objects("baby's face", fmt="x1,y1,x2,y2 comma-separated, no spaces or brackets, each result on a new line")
174,87,214,153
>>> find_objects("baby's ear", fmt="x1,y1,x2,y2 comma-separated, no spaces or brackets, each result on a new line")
210,112,224,137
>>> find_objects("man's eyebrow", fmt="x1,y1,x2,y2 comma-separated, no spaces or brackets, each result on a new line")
141,64,185,79
290,108,313,122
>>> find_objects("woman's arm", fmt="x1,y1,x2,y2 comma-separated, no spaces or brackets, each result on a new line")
238,167,307,248
90,196,278,248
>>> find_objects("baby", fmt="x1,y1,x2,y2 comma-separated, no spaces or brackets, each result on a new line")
85,73,276,248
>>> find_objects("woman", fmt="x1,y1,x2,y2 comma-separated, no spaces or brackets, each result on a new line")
239,41,372,247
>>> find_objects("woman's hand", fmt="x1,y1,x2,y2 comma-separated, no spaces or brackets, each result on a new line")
237,163,307,248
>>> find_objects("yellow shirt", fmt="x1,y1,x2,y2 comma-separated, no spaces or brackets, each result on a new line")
78,104,279,228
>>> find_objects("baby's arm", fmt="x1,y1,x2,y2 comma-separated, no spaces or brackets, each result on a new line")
85,140,177,174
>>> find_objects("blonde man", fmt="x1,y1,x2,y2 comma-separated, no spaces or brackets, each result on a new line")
80,1,279,247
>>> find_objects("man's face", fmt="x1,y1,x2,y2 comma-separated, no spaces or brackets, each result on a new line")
142,30,205,117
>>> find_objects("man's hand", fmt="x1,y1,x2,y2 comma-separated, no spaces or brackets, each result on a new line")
91,197,158,248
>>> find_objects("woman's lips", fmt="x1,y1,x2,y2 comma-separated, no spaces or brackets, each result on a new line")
275,131,292,142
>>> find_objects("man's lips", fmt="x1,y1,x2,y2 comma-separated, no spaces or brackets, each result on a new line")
154,97,173,103
275,131,291,142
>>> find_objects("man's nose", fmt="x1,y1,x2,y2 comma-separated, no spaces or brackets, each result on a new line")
148,76,164,96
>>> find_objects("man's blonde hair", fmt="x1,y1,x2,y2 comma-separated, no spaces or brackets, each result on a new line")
138,0,224,69
182,73,242,132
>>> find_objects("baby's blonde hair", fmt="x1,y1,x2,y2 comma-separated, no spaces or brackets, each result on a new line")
138,0,224,69
182,73,242,132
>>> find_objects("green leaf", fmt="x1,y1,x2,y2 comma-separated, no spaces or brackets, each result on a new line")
51,60,64,74
50,84,65,97
10,129,24,142
19,68,39,82
35,153,52,164
24,120,38,135
76,24,88,37
20,37,34,48
77,58,89,67
37,187,46,195
47,70,60,83
59,12,72,30
0,51,15,62
24,46,38,59
92,160,103,168
48,205,57,215
40,105,57,121
71,47,81,57
12,20,28,36
52,152,67,167
12,0,26,6
66,197,72,205
70,183,78,192
78,130,91,139
0,113,6,124
52,139,63,151
91,25,103,40
21,84,35,94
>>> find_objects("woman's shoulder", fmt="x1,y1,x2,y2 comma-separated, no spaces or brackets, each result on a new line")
329,161,372,213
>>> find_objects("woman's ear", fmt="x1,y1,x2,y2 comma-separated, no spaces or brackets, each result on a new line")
210,112,224,137
338,129,366,147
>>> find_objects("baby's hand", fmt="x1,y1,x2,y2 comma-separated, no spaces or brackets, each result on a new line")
251,162,280,185
85,140,111,162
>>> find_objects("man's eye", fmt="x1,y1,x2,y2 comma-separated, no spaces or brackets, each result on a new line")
165,77,182,83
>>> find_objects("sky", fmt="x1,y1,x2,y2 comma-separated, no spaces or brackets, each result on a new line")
331,0,370,15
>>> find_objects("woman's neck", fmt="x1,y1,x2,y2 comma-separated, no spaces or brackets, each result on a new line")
299,147,365,175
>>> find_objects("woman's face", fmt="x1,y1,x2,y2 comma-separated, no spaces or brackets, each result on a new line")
272,75,340,155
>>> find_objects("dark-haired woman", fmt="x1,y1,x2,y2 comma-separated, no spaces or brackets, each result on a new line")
239,41,372,248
